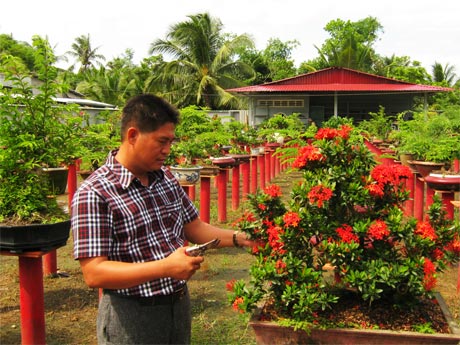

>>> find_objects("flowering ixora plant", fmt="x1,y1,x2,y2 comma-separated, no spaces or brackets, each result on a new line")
227,118,459,331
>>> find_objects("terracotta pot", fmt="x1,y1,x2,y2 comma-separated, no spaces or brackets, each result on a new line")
249,293,460,345
265,142,281,148
200,165,220,177
169,165,202,186
424,173,460,192
399,153,415,167
211,157,237,169
226,153,251,164
407,160,446,178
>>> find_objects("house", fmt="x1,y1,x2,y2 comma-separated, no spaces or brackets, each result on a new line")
0,74,117,123
227,67,452,126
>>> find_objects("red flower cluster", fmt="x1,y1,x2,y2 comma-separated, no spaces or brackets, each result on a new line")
275,259,287,274
366,164,411,198
314,125,353,140
267,224,286,254
365,183,384,198
415,221,438,241
367,220,390,240
292,144,324,168
423,257,437,290
336,224,359,243
258,203,267,211
264,184,282,198
308,185,333,208
370,164,412,186
446,235,460,255
283,211,301,227
231,211,256,227
226,279,236,292
232,297,244,313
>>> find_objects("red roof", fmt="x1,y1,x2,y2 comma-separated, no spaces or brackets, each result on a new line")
227,67,452,93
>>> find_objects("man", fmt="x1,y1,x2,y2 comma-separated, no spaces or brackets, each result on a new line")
71,94,254,344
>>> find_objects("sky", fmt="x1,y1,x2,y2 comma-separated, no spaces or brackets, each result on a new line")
1,0,459,77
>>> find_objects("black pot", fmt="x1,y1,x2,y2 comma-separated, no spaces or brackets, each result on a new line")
0,220,71,253
42,167,69,195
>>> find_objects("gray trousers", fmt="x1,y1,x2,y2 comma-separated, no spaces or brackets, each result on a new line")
97,287,191,345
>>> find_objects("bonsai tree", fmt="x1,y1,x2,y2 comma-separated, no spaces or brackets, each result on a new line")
166,106,233,166
391,108,460,165
225,120,261,148
228,118,459,331
258,112,306,143
78,110,121,172
358,106,396,142
0,36,83,224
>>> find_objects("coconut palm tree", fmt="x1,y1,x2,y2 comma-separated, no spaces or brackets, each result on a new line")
148,12,255,109
75,66,137,107
67,34,105,74
432,62,457,86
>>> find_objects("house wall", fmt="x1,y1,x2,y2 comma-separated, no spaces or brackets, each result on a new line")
250,95,310,126
247,93,414,126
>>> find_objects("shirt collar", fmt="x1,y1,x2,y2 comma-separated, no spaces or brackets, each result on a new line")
106,149,165,189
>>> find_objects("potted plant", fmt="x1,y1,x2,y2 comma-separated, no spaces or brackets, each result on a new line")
227,118,459,343
390,108,460,175
78,111,120,179
167,106,235,183
0,36,81,251
225,120,261,151
257,113,305,145
358,106,396,143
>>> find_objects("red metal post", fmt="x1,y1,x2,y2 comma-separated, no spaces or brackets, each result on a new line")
414,175,424,221
258,154,266,190
425,186,435,215
199,176,211,223
274,151,280,177
270,149,276,180
241,161,250,200
42,251,57,277
217,169,228,223
188,185,196,201
19,256,46,345
181,185,195,201
250,156,258,194
231,165,240,211
404,172,415,217
439,192,455,219
265,151,271,183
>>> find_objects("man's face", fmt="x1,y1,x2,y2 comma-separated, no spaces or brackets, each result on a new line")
132,122,176,172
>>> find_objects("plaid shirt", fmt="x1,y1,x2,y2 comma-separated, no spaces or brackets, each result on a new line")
71,150,199,297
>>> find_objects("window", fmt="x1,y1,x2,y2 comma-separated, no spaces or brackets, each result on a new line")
258,99,304,107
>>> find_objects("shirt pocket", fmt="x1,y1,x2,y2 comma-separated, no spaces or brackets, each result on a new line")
156,200,184,239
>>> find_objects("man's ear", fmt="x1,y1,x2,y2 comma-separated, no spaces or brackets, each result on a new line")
126,127,139,144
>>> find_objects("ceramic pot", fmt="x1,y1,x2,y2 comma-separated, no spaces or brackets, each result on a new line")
169,165,202,186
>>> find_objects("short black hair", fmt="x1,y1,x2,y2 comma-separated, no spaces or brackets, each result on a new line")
120,94,180,141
